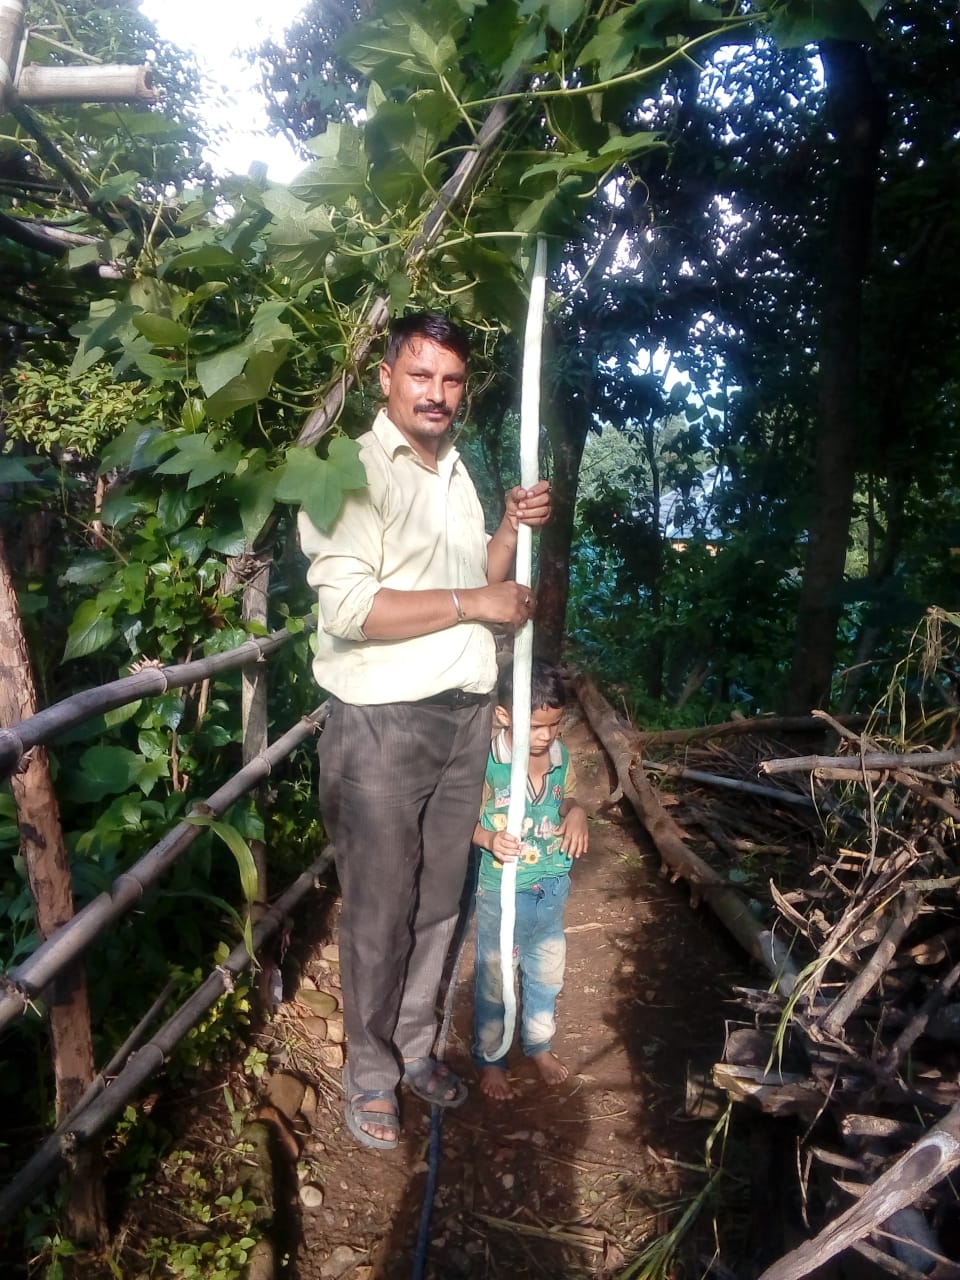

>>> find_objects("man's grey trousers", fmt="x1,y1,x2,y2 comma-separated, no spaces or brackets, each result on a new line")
317,697,492,1096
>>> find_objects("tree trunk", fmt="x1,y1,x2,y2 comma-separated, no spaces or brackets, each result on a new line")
788,39,887,713
537,387,590,664
0,530,105,1242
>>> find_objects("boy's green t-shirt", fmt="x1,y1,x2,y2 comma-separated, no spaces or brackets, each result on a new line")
476,729,578,891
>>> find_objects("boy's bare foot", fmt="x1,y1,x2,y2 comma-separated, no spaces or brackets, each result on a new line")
479,1066,514,1100
531,1050,569,1085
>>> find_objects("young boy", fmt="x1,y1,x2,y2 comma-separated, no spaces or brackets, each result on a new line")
471,659,589,1101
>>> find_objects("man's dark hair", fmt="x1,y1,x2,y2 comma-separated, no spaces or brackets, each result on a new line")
384,311,471,367
497,658,566,712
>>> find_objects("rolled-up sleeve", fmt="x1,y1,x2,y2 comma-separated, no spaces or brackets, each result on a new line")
298,486,383,641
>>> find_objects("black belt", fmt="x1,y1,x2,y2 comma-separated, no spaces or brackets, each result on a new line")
415,688,491,709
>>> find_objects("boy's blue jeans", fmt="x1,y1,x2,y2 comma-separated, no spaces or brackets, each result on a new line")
472,873,570,1069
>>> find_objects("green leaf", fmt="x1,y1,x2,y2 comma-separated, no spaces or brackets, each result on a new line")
291,123,367,206
61,558,113,587
204,347,290,422
197,348,248,398
228,466,279,544
327,435,367,490
75,746,165,800
90,170,140,203
132,313,190,347
131,351,186,381
164,245,238,273
576,7,635,75
76,746,134,797
97,422,163,475
187,814,259,906
768,0,878,47
155,433,245,488
261,187,336,284
0,456,39,484
170,527,211,564
274,447,346,532
207,528,247,556
63,598,115,661
101,483,152,529
542,0,587,33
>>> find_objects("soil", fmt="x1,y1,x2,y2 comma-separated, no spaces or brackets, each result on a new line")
49,706,760,1280
268,706,753,1280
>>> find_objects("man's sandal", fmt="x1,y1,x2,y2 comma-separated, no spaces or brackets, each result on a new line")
401,1057,468,1108
342,1065,399,1151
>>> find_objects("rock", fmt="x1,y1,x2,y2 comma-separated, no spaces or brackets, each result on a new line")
264,1072,306,1123
324,1015,345,1045
300,1084,318,1119
501,1173,515,1190
319,1043,345,1069
244,1236,277,1280
298,989,339,1016
299,1016,328,1041
299,1183,325,1209
299,974,317,991
321,1245,362,1278
320,943,340,964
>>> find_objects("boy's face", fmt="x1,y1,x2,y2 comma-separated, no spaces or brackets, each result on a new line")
495,704,564,758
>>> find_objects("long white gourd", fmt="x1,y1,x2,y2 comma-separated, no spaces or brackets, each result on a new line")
488,237,547,1061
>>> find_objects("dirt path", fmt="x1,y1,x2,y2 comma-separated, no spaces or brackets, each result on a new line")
288,707,751,1280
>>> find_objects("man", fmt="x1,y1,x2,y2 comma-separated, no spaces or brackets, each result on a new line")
298,311,550,1149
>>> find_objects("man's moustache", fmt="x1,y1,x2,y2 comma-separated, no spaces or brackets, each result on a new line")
414,403,452,417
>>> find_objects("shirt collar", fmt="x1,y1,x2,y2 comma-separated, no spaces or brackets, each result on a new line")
492,728,563,770
371,408,461,475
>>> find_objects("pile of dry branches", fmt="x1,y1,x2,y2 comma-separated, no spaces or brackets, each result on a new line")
575,613,960,1280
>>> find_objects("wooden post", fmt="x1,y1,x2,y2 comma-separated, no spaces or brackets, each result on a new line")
0,530,106,1243
240,551,271,906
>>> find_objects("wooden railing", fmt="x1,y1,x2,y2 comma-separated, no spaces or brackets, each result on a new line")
0,623,329,1225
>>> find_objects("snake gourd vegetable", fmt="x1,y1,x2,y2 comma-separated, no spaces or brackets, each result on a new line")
487,236,547,1060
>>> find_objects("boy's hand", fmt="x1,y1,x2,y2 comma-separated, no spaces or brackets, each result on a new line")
490,831,521,863
559,804,589,858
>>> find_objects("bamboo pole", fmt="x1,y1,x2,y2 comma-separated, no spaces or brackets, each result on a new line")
0,0,24,113
0,622,303,779
16,64,155,103
0,709,326,1032
0,849,334,1226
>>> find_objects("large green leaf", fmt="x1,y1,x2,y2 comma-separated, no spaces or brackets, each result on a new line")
262,187,337,284
75,745,168,800
338,4,466,89
132,313,190,347
539,0,588,35
290,123,368,206
154,433,246,488
63,598,115,661
274,439,366,532
197,347,248,398
766,0,878,47
203,347,291,422
228,463,280,544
